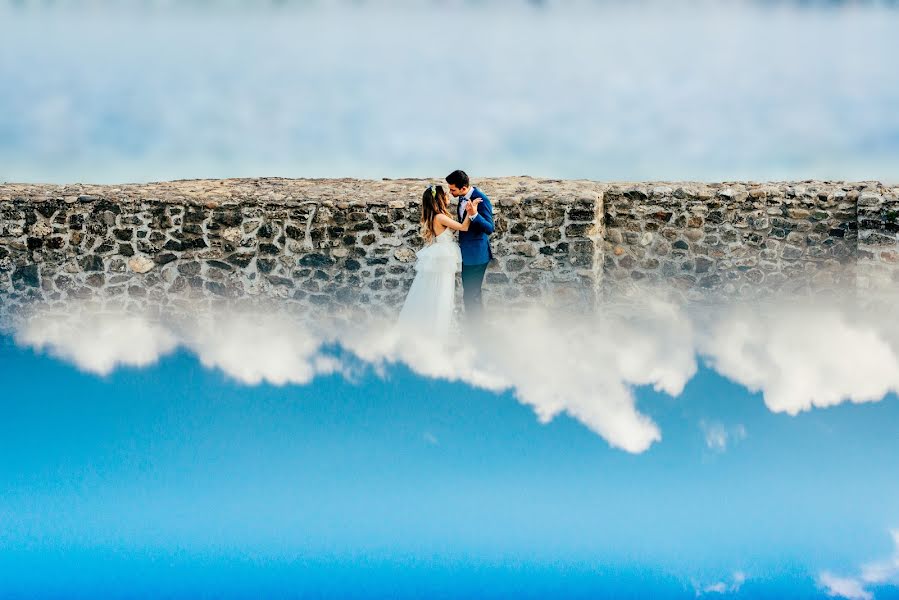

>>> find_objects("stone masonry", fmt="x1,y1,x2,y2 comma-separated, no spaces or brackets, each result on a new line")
0,177,897,320
0,177,602,319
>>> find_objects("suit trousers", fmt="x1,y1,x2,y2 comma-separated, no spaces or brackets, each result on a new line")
461,261,489,320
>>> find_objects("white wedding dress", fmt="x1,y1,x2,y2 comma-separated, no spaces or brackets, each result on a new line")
397,227,462,338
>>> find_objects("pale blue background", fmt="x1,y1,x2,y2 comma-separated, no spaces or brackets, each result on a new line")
1,0,898,184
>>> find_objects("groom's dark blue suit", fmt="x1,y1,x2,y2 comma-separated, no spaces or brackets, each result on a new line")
457,186,494,319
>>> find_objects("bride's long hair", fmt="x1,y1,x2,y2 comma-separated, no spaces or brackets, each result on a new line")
420,184,451,243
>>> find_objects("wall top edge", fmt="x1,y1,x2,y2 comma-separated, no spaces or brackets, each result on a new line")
0,176,895,208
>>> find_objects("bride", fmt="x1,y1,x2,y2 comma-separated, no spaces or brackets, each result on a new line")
397,184,479,338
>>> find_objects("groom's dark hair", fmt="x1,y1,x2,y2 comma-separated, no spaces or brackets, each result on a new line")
446,170,470,188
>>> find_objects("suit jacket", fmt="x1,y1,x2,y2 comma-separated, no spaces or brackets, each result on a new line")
457,186,495,266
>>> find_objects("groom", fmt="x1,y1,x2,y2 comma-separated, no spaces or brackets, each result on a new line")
446,169,495,320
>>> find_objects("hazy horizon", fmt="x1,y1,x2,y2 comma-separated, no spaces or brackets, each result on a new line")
3,0,899,185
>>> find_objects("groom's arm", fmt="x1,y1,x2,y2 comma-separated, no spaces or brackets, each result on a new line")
470,197,495,234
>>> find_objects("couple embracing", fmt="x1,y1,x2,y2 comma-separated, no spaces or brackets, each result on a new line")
397,169,495,338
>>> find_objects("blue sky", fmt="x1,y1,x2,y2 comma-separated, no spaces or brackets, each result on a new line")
2,324,898,598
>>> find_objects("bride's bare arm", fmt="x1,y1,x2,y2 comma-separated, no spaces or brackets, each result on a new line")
435,212,471,232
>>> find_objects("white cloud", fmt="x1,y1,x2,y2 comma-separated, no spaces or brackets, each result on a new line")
819,530,899,600
700,421,747,453
14,304,342,385
820,572,873,600
12,288,899,454
696,301,899,416
702,422,728,452
861,530,899,587
179,311,343,386
10,298,696,454
694,570,747,596
14,308,178,375
341,297,697,453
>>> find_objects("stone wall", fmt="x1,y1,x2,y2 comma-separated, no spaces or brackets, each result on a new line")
602,182,871,300
0,177,603,319
857,188,899,289
1,177,897,320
